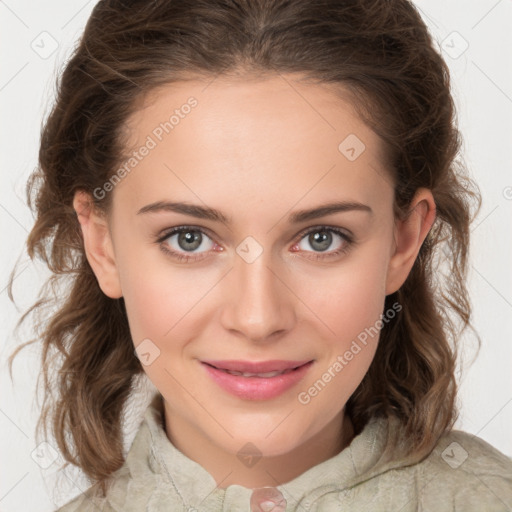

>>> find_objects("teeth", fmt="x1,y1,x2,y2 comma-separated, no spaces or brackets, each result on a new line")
224,369,290,378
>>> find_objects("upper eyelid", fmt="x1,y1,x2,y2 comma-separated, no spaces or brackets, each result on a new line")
157,225,216,244
295,224,352,240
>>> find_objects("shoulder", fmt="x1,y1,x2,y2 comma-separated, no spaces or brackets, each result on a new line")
424,428,512,480
345,417,512,511
412,428,512,510
54,468,131,512
337,416,512,511
55,488,109,512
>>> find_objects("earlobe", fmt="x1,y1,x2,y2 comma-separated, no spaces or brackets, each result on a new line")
73,190,123,299
385,188,436,295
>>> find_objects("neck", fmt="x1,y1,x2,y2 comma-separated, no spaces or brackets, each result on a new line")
163,403,355,489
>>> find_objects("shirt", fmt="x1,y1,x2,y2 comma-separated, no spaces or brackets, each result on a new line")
56,392,512,511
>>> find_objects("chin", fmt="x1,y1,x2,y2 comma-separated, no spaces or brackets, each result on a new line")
220,424,307,458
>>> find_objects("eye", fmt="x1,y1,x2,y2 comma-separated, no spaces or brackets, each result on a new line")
292,226,353,260
156,225,354,263
157,226,218,262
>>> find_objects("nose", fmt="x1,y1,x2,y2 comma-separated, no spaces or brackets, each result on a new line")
219,248,296,343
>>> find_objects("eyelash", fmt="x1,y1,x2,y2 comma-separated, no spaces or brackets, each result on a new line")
156,225,354,263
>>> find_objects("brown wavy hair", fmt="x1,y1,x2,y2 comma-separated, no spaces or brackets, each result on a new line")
8,0,481,497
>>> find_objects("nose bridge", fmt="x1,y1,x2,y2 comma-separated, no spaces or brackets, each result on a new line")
220,242,295,341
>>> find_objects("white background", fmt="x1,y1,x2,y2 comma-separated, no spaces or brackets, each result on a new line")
1,1,511,510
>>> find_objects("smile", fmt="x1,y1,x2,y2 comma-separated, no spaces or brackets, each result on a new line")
200,360,314,400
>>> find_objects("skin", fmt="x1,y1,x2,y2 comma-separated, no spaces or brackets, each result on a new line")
73,74,436,489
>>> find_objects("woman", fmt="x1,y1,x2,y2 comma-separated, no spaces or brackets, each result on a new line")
8,0,512,510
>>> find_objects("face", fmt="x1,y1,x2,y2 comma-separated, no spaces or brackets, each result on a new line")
76,74,434,470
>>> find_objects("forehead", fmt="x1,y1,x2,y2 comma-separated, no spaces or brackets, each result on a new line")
116,75,393,215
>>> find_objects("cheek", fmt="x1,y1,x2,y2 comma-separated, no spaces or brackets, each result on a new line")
114,231,214,342
295,247,389,344
119,271,204,394
120,268,207,344
291,244,389,411
293,259,387,427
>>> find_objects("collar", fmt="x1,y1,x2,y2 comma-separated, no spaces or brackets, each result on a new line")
122,392,416,510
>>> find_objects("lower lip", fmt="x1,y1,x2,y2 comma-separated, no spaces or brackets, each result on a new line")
201,361,314,401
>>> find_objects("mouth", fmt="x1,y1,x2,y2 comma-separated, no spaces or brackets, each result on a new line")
201,359,312,377
200,360,314,400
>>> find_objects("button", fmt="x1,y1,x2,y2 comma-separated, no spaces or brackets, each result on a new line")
250,487,287,511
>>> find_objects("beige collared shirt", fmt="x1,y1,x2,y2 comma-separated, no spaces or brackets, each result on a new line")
56,393,512,511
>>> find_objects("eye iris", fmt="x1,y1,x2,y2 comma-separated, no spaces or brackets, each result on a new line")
309,231,332,252
178,230,202,251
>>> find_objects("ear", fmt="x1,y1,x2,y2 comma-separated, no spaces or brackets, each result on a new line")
73,190,123,299
385,188,436,295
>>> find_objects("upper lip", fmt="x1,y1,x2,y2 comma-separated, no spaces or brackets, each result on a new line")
202,360,312,373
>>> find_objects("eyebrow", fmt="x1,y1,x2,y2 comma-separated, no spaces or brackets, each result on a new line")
136,200,372,224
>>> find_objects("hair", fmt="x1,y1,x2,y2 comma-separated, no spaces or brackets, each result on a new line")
8,0,481,498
